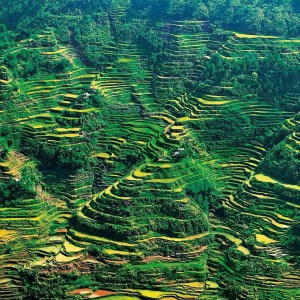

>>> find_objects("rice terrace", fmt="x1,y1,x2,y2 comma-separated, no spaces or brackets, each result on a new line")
0,1,299,299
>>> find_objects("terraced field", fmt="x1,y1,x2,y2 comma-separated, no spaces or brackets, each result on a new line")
0,14,299,300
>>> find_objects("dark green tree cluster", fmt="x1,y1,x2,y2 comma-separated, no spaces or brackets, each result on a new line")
282,223,300,256
3,49,69,79
0,136,9,160
0,165,40,206
19,269,80,300
201,49,300,107
20,134,93,171
1,0,300,36
0,126,20,157
186,178,217,213
259,138,300,184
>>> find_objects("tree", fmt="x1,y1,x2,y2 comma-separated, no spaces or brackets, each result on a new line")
282,223,300,255
0,136,9,159
57,143,91,170
186,177,216,213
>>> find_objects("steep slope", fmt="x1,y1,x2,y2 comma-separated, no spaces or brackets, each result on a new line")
0,2,299,300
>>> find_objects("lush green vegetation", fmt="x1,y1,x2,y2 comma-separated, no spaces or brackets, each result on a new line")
2,0,300,36
260,138,300,184
0,1,299,300
0,166,39,205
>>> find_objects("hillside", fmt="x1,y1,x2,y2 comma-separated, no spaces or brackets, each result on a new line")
0,1,299,299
